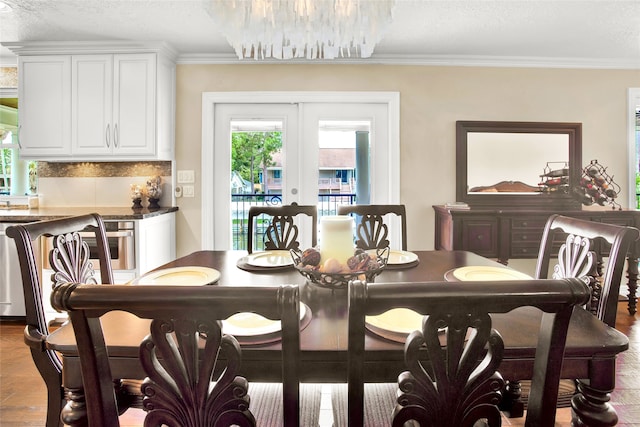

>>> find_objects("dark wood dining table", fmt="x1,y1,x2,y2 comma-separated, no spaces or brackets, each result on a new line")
47,250,629,426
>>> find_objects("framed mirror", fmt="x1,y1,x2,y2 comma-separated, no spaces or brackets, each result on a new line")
456,121,582,209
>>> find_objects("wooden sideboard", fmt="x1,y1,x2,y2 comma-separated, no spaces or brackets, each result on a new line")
433,205,640,314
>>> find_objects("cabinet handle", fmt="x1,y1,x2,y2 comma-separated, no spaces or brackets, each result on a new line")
522,222,528,227
476,235,484,240
522,235,528,240
17,125,22,149
114,123,119,148
106,124,110,147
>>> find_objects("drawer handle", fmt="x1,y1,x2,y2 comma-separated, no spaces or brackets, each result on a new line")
522,236,528,240
476,235,484,240
522,222,528,227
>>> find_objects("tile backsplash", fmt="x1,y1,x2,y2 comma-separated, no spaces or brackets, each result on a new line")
37,161,173,208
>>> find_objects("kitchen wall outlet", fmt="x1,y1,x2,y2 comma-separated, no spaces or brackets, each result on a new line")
177,170,195,184
183,185,195,197
174,186,182,198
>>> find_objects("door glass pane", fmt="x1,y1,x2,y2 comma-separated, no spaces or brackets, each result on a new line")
317,120,370,217
230,120,283,250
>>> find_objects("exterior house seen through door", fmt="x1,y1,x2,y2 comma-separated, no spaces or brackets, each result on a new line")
201,92,400,250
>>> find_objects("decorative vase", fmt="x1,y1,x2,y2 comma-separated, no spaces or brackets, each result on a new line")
146,176,162,209
130,184,144,210
148,198,160,209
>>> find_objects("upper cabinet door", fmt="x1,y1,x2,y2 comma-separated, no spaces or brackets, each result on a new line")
18,56,72,157
113,53,156,156
72,55,114,155
15,45,174,161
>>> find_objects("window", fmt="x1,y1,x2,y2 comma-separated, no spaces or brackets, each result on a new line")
0,130,13,194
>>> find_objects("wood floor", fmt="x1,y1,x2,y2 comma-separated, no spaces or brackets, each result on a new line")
1,301,639,426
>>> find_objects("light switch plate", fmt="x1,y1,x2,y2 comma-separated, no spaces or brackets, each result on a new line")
183,185,195,197
177,170,195,184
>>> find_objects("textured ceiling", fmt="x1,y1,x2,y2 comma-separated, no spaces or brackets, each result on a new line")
0,0,639,67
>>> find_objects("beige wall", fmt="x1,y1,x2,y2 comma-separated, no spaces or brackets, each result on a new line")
174,64,640,257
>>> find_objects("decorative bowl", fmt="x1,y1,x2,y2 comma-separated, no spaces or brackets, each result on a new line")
290,247,389,290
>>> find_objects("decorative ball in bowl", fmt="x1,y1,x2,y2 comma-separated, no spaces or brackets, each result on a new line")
290,247,389,290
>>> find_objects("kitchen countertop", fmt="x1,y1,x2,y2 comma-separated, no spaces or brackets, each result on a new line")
0,206,178,222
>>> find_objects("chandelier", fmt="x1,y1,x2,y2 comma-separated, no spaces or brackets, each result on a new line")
205,0,396,60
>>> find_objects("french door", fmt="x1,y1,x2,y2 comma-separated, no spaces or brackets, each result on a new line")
629,88,640,208
201,92,400,250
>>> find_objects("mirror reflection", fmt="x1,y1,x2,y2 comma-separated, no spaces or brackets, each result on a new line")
456,121,582,209
467,132,569,194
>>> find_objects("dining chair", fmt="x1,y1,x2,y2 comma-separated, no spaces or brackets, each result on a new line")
535,214,639,327
6,213,143,427
247,202,318,254
49,282,316,427
505,213,640,415
337,204,407,251
336,277,590,427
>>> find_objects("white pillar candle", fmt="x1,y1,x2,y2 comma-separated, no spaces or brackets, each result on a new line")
320,215,354,264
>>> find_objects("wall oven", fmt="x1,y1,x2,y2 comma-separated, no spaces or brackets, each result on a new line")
43,220,136,271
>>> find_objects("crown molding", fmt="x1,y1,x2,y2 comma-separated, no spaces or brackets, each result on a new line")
178,52,640,70
1,41,179,61
1,42,636,69
0,88,17,97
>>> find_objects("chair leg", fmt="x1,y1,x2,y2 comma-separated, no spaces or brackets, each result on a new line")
499,380,524,418
45,384,65,427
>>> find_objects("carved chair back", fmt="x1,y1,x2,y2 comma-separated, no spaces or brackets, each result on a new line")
337,204,407,251
535,214,639,327
247,202,317,254
347,278,590,427
6,213,114,427
51,283,301,427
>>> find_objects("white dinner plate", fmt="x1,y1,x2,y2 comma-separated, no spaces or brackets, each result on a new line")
366,308,423,336
365,308,475,343
245,250,294,268
366,249,418,265
130,266,221,286
451,266,532,281
223,303,308,337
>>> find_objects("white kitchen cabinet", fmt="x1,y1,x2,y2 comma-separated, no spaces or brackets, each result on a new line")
72,53,162,157
17,56,72,157
135,211,176,275
13,43,176,161
0,223,27,317
71,55,113,155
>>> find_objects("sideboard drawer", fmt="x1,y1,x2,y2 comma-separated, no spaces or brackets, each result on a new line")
511,230,544,244
511,218,548,230
460,220,499,257
510,243,541,258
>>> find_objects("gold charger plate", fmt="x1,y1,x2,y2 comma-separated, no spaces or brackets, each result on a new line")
130,266,221,286
245,250,294,268
445,266,532,282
